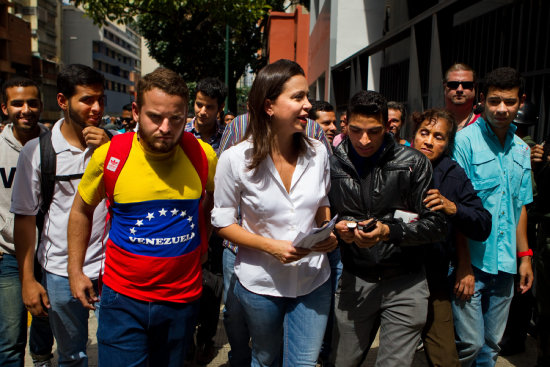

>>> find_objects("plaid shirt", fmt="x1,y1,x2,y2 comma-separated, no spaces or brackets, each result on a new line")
185,118,225,155
218,113,331,253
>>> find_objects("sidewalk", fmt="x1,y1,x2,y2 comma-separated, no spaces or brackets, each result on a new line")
25,311,537,366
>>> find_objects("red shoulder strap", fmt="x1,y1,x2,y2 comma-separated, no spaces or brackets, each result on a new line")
179,132,209,255
103,132,135,204
179,131,208,193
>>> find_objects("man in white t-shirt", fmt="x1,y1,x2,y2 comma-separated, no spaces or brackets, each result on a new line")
11,64,112,367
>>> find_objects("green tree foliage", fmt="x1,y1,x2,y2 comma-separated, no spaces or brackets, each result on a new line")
73,0,290,111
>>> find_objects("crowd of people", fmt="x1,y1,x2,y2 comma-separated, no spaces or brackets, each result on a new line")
0,58,548,367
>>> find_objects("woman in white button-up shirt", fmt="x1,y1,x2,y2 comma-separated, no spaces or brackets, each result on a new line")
212,59,337,367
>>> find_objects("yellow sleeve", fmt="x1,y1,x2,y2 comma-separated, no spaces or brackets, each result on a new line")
198,140,218,193
78,142,110,206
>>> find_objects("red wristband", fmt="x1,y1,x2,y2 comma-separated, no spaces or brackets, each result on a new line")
517,249,533,258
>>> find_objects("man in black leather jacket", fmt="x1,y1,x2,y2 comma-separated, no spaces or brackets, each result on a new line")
329,90,447,367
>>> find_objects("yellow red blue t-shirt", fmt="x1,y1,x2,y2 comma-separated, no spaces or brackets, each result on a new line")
78,133,217,303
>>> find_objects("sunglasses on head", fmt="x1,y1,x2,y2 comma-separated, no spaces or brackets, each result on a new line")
446,81,474,90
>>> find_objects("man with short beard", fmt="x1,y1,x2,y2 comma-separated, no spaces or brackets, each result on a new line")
67,68,217,366
11,65,112,366
444,63,479,130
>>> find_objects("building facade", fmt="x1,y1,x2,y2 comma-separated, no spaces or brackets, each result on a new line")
7,0,61,122
63,4,141,115
0,0,32,90
265,5,310,77
309,0,549,141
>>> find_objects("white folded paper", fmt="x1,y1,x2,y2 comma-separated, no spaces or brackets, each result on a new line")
292,214,338,249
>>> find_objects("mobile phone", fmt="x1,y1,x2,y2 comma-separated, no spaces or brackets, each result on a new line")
359,219,377,233
346,222,358,230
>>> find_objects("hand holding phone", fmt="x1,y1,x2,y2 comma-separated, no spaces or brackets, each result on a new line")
359,219,377,233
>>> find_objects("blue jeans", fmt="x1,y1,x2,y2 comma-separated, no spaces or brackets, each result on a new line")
234,278,331,367
222,248,252,367
44,270,99,367
0,254,53,366
451,266,514,367
97,284,199,367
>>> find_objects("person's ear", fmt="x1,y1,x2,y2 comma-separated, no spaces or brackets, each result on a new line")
519,93,526,109
264,99,274,117
57,93,68,111
132,102,140,123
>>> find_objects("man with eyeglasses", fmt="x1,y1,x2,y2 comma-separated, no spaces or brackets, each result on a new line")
452,67,534,366
444,63,479,130
118,103,137,132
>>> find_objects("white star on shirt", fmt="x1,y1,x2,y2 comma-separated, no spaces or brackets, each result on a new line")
136,219,143,227
159,208,167,216
171,208,179,216
190,223,195,229
146,212,155,221
180,210,187,217
130,227,136,234
187,216,193,222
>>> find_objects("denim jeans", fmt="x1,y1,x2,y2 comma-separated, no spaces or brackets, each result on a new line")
451,266,514,367
97,284,199,367
43,270,99,367
234,278,331,367
0,254,53,367
222,248,252,367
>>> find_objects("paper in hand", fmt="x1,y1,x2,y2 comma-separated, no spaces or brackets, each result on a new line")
292,214,338,249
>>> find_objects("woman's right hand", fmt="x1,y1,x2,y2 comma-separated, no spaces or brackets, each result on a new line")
269,240,311,264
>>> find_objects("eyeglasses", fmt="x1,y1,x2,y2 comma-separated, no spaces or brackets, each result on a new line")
446,81,474,90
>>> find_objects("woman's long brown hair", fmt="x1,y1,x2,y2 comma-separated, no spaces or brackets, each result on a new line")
244,59,311,172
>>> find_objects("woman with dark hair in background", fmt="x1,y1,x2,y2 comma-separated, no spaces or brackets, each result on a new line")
412,109,491,367
211,59,337,366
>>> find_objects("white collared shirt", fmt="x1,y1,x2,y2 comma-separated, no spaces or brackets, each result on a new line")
10,119,107,279
211,138,331,297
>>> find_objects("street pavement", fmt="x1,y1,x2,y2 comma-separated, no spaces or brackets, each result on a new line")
25,311,537,366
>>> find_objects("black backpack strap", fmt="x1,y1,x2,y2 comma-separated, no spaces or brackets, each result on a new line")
37,130,56,235
54,173,84,181
36,127,110,233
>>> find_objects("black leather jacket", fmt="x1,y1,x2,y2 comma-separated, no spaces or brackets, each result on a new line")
328,134,447,281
